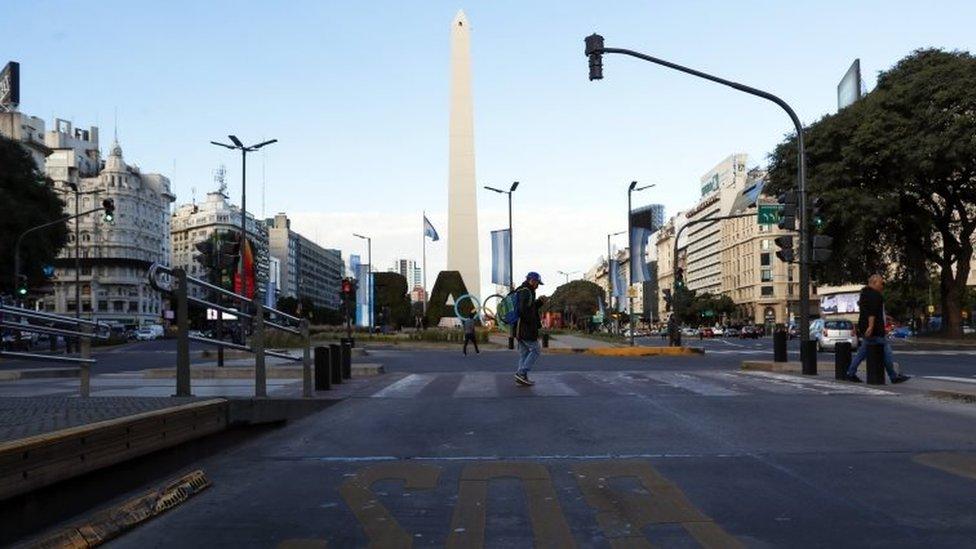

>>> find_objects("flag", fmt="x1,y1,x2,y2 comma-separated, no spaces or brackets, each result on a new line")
629,227,653,284
233,235,256,298
424,216,440,241
490,229,511,286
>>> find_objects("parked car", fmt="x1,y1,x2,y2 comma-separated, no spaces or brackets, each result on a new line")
816,319,859,352
680,327,698,337
963,325,975,336
699,327,714,338
890,326,915,339
710,326,725,337
135,324,164,341
724,327,740,338
739,326,761,339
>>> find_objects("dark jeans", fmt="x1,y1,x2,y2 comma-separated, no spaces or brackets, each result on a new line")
463,333,479,354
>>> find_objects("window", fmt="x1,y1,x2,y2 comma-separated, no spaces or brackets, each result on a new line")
760,253,770,266
761,268,772,282
761,286,774,297
761,239,770,251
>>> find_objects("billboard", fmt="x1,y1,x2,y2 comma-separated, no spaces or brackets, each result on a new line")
820,292,860,315
0,61,19,110
837,59,862,110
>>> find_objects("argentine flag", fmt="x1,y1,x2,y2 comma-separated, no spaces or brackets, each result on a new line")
424,216,440,241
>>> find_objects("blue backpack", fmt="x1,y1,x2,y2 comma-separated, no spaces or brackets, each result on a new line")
499,288,525,326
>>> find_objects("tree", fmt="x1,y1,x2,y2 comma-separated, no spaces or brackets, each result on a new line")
543,279,606,330
767,49,976,337
0,136,68,295
373,272,411,329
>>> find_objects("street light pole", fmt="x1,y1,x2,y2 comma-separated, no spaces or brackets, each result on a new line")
585,35,812,365
484,182,519,290
607,230,625,336
557,270,580,285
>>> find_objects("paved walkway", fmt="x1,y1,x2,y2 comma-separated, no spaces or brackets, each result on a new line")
488,333,624,349
0,396,200,443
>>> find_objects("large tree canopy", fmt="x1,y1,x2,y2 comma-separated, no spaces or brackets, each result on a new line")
543,279,606,329
0,136,68,296
767,49,976,337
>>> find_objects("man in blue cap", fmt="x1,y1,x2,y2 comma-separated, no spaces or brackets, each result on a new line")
513,271,548,386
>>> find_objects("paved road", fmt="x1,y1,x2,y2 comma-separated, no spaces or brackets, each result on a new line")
72,349,976,548
0,339,218,374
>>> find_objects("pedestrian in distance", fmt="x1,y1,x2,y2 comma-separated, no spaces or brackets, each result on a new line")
513,272,548,386
462,311,479,355
846,274,911,383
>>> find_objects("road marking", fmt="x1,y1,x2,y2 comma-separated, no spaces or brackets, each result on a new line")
574,460,742,548
740,371,894,396
528,373,580,397
695,371,808,395
922,376,976,384
454,372,499,398
447,461,576,548
643,372,744,396
370,374,436,398
913,453,976,481
337,463,441,547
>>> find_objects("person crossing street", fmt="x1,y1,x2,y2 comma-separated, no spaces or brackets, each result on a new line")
513,272,547,386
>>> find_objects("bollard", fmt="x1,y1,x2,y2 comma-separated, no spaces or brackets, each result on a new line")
773,330,787,363
866,343,886,385
329,344,342,385
542,333,550,348
301,320,312,398
79,324,92,398
341,337,355,348
508,336,515,350
253,301,266,398
340,342,351,380
835,341,852,380
800,340,818,375
174,268,192,397
314,346,331,391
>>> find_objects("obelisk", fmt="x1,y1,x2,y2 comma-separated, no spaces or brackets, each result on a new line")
447,9,481,299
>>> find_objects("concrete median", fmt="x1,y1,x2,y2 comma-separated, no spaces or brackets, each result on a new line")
545,346,704,357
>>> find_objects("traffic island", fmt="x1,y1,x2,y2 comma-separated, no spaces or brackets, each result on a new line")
545,346,704,357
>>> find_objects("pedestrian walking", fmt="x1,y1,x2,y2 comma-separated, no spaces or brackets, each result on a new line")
846,274,911,383
513,272,548,386
462,312,479,355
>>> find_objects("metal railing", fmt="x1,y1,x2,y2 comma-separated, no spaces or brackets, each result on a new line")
148,263,311,397
0,302,111,396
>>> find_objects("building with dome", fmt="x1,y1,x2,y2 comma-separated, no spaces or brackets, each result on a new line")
42,122,175,327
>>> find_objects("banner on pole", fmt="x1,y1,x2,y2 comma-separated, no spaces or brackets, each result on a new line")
424,216,440,241
490,229,511,286
629,204,664,285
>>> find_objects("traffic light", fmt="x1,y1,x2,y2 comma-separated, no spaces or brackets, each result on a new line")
775,235,795,263
16,275,28,296
674,267,685,290
585,34,604,80
102,198,115,223
777,191,796,231
812,235,834,263
194,238,216,271
810,196,826,230
662,288,673,312
218,235,241,271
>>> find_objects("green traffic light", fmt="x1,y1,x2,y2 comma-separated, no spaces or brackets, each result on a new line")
104,213,114,223
17,286,27,296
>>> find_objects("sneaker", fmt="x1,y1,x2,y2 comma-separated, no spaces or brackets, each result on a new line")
892,375,911,384
846,374,863,383
514,373,534,386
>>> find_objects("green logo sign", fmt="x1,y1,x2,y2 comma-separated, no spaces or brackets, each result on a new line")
757,204,783,225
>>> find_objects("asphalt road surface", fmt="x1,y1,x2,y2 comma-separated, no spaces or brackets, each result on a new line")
47,347,976,548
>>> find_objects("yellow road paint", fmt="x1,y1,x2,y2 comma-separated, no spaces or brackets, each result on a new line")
913,452,976,481
337,462,441,548
574,460,742,549
446,461,576,549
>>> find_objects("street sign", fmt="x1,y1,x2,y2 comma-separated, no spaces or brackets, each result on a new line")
757,204,783,225
703,310,715,317
627,286,638,298
927,305,935,314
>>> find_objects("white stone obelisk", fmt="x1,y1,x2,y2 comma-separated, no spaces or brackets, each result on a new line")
447,9,481,299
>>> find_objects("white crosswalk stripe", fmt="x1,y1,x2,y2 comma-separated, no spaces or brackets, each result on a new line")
366,370,900,399
922,375,976,384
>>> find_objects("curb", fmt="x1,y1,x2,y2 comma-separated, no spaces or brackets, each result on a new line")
141,363,384,379
0,399,227,502
545,346,704,357
0,367,80,381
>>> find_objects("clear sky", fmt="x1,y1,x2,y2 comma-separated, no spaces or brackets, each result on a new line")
5,1,975,297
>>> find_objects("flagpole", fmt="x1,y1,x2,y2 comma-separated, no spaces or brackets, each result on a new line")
422,211,427,315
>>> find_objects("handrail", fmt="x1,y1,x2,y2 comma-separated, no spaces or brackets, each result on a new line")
0,350,96,364
0,304,107,329
0,321,108,341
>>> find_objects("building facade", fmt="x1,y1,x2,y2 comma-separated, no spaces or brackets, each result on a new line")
171,191,270,301
265,213,343,310
390,258,423,296
43,134,174,326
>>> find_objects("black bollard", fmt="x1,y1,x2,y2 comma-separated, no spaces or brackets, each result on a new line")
508,336,515,350
329,344,342,385
801,340,818,375
866,343,885,385
314,346,330,391
773,331,788,363
340,343,352,380
341,337,355,348
542,333,550,348
835,342,852,380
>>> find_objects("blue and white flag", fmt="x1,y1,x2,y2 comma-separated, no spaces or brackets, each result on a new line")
490,229,511,286
629,227,653,284
424,216,440,241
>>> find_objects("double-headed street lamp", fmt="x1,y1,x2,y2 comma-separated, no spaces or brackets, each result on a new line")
210,135,277,294
585,34,815,372
484,181,520,290
627,181,655,346
353,233,372,331
557,270,581,285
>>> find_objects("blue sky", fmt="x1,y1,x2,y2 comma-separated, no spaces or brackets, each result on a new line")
5,1,975,296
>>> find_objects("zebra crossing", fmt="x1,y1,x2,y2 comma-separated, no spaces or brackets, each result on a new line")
359,370,895,400
702,348,976,356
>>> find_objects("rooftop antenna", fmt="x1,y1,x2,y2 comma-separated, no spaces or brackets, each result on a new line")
191,186,197,205
214,164,227,197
